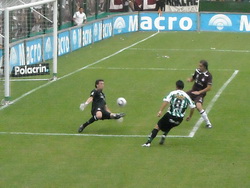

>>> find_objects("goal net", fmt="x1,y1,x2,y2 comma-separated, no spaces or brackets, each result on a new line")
0,0,57,105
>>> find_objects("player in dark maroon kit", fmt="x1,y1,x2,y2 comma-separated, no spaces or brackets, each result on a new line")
187,60,213,128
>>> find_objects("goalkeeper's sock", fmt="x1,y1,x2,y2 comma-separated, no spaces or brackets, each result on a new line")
146,128,159,144
83,116,97,128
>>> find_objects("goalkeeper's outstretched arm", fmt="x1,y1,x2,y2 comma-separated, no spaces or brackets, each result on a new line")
80,97,93,111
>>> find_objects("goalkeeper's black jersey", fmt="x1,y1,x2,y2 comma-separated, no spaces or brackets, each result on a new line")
90,89,106,110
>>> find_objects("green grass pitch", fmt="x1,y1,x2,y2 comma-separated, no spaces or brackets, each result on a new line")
0,31,249,187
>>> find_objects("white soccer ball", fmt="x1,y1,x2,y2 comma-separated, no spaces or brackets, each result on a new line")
117,97,127,107
116,117,124,123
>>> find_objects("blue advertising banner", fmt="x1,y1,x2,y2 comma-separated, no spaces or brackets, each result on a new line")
43,35,53,61
113,15,138,35
93,21,103,43
200,13,250,32
58,31,70,56
26,38,42,65
71,28,82,51
139,12,197,31
4,12,250,78
10,43,25,72
82,24,93,47
103,18,113,40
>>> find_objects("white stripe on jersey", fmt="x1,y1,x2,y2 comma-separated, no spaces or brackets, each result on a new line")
163,90,195,117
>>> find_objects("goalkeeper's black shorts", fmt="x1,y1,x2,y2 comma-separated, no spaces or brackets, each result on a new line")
91,107,111,120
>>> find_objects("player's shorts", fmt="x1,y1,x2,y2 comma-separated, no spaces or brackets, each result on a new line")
186,90,206,104
91,107,111,120
157,113,183,132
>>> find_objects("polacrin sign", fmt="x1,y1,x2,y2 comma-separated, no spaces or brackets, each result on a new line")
11,63,50,77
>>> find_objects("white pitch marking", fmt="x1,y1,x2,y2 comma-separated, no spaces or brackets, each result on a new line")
10,79,49,82
0,78,49,82
0,32,159,111
87,67,235,72
0,131,190,138
188,70,239,137
129,48,250,53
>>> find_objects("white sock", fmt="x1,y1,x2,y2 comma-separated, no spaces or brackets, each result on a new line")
200,110,211,125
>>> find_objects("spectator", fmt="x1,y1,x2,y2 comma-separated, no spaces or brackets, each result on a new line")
128,0,135,12
73,7,87,26
156,0,165,15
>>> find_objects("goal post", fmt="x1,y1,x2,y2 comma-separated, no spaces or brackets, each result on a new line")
2,0,57,105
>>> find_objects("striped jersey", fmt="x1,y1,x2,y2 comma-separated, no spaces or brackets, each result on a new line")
163,90,195,118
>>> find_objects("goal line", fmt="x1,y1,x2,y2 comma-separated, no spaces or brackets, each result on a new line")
0,131,190,138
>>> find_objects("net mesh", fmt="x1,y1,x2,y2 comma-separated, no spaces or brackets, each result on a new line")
0,0,54,42
0,0,47,9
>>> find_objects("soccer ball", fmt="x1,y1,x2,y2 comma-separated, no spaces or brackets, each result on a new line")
117,97,127,107
116,117,124,123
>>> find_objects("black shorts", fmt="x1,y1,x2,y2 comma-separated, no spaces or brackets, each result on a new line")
156,1,165,11
186,90,206,104
91,107,111,120
157,113,183,132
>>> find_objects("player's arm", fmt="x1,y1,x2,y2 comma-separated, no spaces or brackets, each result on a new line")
80,96,93,111
186,98,196,121
187,77,194,82
72,13,76,21
186,107,195,121
187,70,197,82
157,101,169,117
105,105,111,113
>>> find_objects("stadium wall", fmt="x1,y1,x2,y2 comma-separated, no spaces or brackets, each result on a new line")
199,1,250,13
1,11,250,74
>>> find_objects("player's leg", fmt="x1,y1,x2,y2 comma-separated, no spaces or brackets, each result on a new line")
142,113,171,147
196,102,212,128
159,125,176,145
159,124,179,145
78,116,98,133
159,115,183,145
192,95,212,128
78,110,102,133
110,112,126,119
95,110,126,120
142,124,160,147
159,130,170,145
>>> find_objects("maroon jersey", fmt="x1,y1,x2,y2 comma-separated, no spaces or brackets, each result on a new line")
191,69,212,92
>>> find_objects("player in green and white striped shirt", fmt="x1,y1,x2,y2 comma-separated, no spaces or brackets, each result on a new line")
142,80,195,147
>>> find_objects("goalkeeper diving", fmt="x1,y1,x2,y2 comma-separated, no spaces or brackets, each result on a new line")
78,79,125,133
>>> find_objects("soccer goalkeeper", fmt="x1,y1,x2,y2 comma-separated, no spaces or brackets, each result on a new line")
78,79,125,133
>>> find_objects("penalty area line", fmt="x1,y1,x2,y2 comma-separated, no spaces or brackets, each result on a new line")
188,70,239,138
87,67,235,72
0,131,190,138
